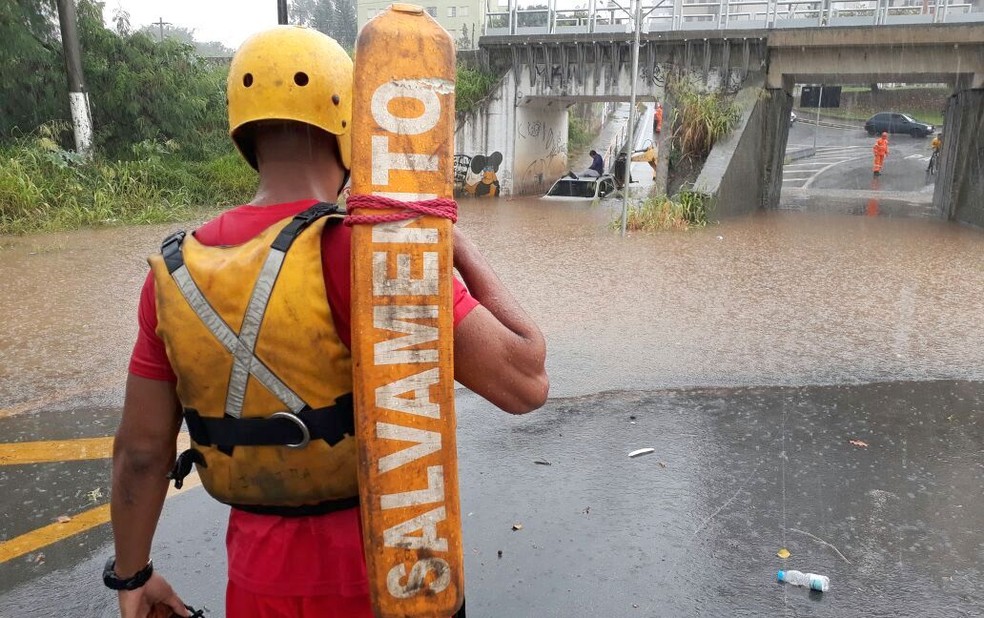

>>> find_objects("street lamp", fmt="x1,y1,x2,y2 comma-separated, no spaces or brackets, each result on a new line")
619,0,642,237
812,83,824,155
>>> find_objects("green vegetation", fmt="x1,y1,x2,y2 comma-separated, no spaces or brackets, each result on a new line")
669,78,742,164
456,67,499,114
0,124,253,235
0,1,257,234
0,0,532,235
568,116,593,150
614,189,711,232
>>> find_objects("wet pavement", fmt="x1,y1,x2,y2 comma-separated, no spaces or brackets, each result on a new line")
1,194,983,616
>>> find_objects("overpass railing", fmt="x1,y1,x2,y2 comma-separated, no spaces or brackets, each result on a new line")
484,0,983,35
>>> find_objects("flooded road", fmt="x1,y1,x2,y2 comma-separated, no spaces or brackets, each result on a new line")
1,201,982,616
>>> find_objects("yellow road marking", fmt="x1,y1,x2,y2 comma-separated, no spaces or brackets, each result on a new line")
0,434,191,466
0,433,196,563
0,470,201,564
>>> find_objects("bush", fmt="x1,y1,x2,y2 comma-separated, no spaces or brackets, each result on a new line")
0,128,254,234
456,67,498,114
613,189,711,232
670,78,741,164
568,116,593,150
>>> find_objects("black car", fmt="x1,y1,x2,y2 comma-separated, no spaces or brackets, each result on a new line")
864,112,934,138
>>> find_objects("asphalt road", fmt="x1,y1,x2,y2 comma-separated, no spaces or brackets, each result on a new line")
780,122,938,217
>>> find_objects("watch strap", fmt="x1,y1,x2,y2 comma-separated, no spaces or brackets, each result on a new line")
103,557,154,591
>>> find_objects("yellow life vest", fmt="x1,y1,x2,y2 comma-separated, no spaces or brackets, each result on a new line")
149,203,358,516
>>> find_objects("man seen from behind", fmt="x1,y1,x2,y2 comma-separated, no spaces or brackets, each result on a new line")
108,26,548,618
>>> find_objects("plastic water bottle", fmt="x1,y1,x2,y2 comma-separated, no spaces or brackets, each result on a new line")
777,570,830,592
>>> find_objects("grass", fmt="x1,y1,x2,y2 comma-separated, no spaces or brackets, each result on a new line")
670,78,742,165
456,67,499,114
613,189,711,232
0,128,254,235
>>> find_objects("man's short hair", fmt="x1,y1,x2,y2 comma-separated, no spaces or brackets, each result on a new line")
589,150,597,156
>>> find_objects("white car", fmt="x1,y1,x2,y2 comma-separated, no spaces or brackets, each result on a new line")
542,174,618,201
790,111,797,125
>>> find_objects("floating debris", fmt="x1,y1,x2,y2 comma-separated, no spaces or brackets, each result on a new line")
849,439,869,448
777,548,791,559
55,515,71,524
533,459,552,466
512,523,523,531
628,448,655,458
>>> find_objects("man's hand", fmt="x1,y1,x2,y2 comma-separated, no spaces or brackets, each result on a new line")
118,572,188,618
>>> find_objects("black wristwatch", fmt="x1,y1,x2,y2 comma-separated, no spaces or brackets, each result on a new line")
103,557,154,590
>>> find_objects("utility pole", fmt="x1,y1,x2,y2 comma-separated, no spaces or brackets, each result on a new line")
153,17,172,42
619,0,642,237
278,0,289,24
812,84,824,155
55,0,93,157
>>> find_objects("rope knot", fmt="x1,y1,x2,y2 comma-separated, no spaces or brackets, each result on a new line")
344,194,457,226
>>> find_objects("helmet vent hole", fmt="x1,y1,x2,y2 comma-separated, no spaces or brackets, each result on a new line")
341,120,347,128
243,73,254,87
294,72,309,87
332,94,341,106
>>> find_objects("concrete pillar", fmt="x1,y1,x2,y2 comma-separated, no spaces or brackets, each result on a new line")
761,88,792,209
933,88,984,227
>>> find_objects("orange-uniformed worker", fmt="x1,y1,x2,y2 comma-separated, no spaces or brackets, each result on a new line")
654,102,664,133
872,132,889,176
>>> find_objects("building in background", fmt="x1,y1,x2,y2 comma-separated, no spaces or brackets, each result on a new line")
357,0,495,48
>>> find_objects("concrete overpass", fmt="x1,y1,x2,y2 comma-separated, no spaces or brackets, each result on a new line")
455,22,984,226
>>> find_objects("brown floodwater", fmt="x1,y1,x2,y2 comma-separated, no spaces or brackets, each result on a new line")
1,200,983,410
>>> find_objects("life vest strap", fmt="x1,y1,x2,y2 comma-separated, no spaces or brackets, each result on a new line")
184,393,354,450
229,495,360,517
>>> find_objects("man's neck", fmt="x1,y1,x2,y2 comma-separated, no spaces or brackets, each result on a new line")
249,161,342,207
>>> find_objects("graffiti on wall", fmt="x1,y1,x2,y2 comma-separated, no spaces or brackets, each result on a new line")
454,152,503,198
516,115,568,194
530,63,578,88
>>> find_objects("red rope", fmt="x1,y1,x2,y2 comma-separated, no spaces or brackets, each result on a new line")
344,194,458,225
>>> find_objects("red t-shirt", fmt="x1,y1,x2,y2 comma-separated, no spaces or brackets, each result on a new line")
129,199,479,597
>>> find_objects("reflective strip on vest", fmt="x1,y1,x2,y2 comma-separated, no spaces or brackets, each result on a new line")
170,257,306,417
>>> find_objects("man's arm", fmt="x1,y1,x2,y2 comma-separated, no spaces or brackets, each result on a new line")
111,374,187,617
452,229,548,414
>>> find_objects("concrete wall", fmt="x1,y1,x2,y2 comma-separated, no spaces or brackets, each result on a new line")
454,72,517,194
934,89,984,227
455,71,572,196
513,103,570,195
692,77,791,218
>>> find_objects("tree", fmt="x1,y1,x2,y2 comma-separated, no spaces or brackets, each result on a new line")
0,0,68,137
135,23,234,57
75,1,228,157
291,0,357,51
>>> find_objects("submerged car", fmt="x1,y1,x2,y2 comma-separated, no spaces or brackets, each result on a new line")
864,112,934,137
542,174,617,201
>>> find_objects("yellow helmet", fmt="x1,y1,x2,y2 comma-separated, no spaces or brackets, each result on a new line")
228,26,352,170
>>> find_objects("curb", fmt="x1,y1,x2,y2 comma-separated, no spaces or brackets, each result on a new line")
786,147,815,162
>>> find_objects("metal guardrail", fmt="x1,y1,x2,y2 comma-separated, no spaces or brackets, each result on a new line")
484,0,983,35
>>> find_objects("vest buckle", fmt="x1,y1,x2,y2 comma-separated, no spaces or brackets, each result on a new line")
270,412,311,449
